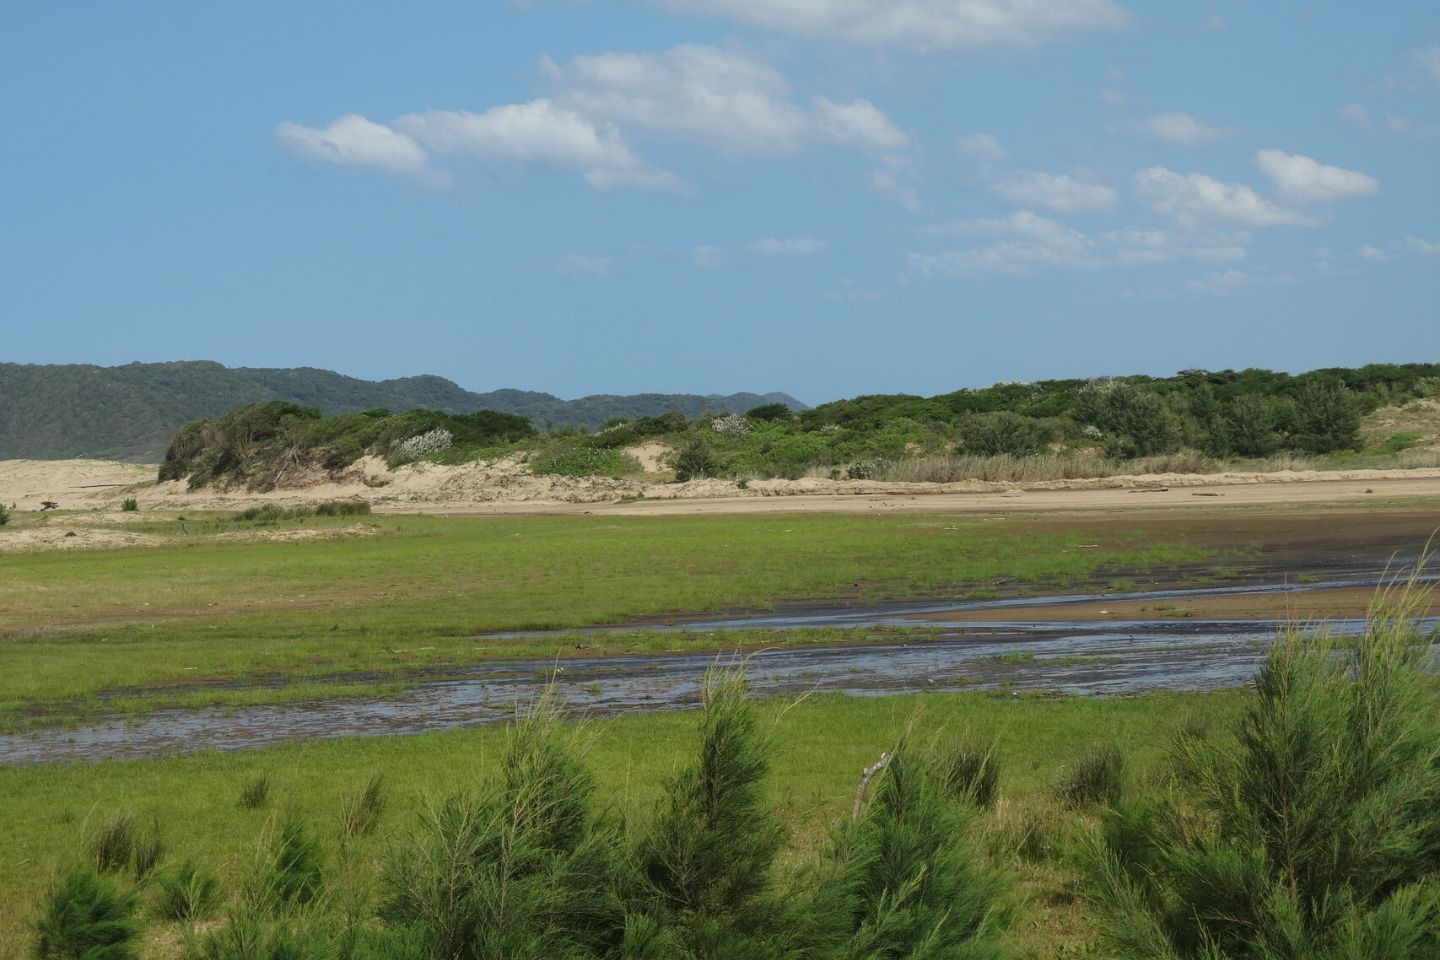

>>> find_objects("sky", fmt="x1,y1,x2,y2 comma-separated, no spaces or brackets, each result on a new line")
2,2,1438,404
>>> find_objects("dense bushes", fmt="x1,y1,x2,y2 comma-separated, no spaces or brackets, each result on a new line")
159,403,536,489
158,363,1429,489
1078,585,1440,958
35,673,1015,960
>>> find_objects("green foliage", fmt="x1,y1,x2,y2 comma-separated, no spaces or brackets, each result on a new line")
529,445,636,478
745,402,792,421
340,774,387,840
1293,381,1363,453
638,669,786,949
1057,744,1125,809
120,498,138,512
256,809,325,909
233,500,371,524
1382,431,1421,454
802,743,1014,958
32,864,139,960
150,860,222,922
1075,382,1182,458
931,736,1002,809
378,691,629,959
238,774,271,810
1078,589,1440,958
673,440,718,481
0,502,9,526
962,411,1051,456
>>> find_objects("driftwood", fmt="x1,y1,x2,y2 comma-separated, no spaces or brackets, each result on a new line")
851,751,892,819
40,500,59,510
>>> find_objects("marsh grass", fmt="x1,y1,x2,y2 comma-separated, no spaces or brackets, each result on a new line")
0,512,1218,727
339,774,386,840
237,774,270,810
1056,744,1126,809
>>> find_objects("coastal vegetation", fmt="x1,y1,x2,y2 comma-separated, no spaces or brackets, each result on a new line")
155,363,1440,489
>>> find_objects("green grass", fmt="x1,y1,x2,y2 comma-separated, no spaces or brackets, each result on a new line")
0,687,1248,957
0,512,1216,726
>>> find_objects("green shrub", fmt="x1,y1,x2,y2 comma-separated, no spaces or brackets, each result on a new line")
673,440,718,482
0,503,9,526
149,860,222,922
1078,586,1440,958
530,446,636,478
800,743,1013,956
745,402,792,422
32,864,139,960
1057,744,1125,809
1293,380,1363,453
1382,431,1422,455
120,498,138,512
961,411,1050,456
260,810,325,909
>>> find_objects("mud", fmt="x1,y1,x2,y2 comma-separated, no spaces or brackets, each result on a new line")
4,571,1435,766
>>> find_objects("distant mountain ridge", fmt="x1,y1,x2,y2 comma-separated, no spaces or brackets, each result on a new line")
0,361,805,462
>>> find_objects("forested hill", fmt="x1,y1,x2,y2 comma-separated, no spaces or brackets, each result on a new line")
0,361,804,462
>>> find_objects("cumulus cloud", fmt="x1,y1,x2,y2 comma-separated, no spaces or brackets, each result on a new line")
650,0,1131,51
1143,112,1232,145
1133,167,1314,227
544,45,906,156
956,133,1007,164
750,237,828,256
1255,149,1378,203
395,100,686,192
912,211,1245,276
993,172,1116,213
275,114,448,185
1340,103,1376,134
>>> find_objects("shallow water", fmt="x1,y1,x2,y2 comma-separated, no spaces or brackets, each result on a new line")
4,569,1434,766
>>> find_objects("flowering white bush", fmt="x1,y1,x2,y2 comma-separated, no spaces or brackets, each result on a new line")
710,414,753,437
392,427,453,461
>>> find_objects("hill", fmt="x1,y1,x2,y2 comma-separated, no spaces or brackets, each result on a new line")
0,361,804,462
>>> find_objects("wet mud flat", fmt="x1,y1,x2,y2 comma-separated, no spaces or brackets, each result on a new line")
6,604,1436,767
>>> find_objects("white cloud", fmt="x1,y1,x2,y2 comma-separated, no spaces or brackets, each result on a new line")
1384,114,1440,137
692,244,727,266
275,114,448,185
870,154,921,211
1359,236,1440,262
913,211,1244,276
1255,149,1379,203
1133,166,1314,227
993,172,1116,213
1418,45,1440,83
750,237,828,256
1185,268,1296,296
395,100,685,192
812,97,910,150
1340,103,1375,134
955,133,1007,164
1143,112,1232,145
650,0,1131,51
544,45,906,156
562,254,614,276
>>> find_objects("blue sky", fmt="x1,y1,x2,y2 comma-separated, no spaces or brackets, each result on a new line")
2,2,1437,403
